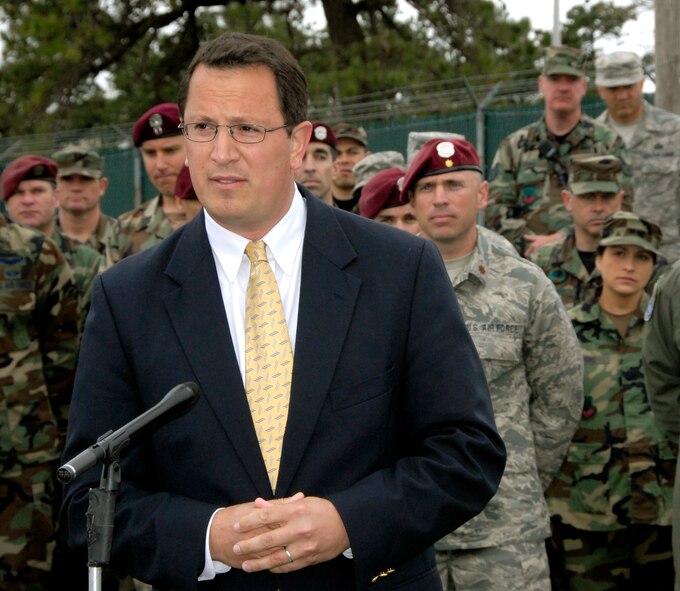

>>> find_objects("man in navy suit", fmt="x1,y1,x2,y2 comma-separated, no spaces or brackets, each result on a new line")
59,32,505,590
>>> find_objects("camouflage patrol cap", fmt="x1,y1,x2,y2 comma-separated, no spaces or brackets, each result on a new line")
401,138,483,197
352,151,406,197
133,102,182,147
334,122,368,147
542,46,586,77
595,51,644,87
175,165,197,200
599,211,662,255
568,154,623,196
406,131,466,166
52,145,104,179
2,155,57,200
359,167,406,219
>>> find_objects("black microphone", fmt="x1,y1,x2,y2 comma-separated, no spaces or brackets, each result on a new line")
57,382,200,484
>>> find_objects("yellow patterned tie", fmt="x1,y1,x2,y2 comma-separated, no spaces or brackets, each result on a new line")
244,240,293,492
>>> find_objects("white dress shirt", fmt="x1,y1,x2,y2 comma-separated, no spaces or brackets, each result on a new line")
200,185,306,580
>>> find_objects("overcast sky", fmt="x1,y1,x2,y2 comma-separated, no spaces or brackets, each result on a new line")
304,1,654,56
499,0,654,55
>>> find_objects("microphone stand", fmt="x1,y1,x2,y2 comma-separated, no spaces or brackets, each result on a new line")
85,447,122,591
59,382,200,591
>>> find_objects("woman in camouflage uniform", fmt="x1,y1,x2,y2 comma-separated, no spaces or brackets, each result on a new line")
546,211,676,590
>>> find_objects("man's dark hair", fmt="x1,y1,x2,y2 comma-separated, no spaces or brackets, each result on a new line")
178,32,308,126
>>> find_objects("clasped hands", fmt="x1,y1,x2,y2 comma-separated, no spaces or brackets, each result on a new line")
209,492,350,574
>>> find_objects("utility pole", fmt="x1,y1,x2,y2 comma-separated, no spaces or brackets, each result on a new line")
655,0,680,114
552,0,561,46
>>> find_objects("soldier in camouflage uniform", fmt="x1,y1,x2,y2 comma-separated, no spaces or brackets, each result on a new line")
547,211,676,590
331,122,371,211
643,260,680,591
0,211,79,590
486,46,634,257
595,51,680,263
115,103,187,259
531,154,668,310
405,138,584,591
1,156,103,331
52,144,120,270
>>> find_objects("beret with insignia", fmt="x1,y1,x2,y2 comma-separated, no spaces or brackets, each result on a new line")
2,155,57,201
310,122,337,150
132,102,182,147
401,138,482,198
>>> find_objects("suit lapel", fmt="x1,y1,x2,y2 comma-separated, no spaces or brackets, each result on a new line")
162,214,272,493
160,200,362,498
276,194,361,495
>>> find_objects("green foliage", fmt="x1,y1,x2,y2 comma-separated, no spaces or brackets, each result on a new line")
561,1,645,60
0,0,643,138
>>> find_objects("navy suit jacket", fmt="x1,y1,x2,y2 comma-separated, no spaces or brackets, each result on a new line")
60,189,505,590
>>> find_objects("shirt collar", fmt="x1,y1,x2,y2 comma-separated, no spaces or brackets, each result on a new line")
204,183,306,282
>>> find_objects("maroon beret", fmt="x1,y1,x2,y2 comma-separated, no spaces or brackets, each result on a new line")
310,122,337,150
132,102,182,147
175,165,197,201
401,138,483,198
359,168,407,220
2,155,57,201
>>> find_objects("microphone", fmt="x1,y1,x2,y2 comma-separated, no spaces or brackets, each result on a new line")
57,382,200,484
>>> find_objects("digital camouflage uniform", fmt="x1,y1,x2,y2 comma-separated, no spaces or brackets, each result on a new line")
0,213,79,590
486,116,634,253
594,51,680,263
435,226,584,591
115,195,184,259
597,101,680,263
643,260,680,590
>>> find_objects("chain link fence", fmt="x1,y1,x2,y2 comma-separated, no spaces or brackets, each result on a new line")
0,70,616,218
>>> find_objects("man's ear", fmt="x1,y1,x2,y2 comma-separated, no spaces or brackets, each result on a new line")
289,121,313,170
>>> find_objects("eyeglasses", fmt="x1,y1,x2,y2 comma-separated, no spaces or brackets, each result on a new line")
179,122,289,144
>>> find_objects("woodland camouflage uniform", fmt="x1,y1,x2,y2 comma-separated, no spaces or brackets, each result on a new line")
530,155,666,309
547,212,675,590
485,47,634,254
114,195,184,260
0,213,79,590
